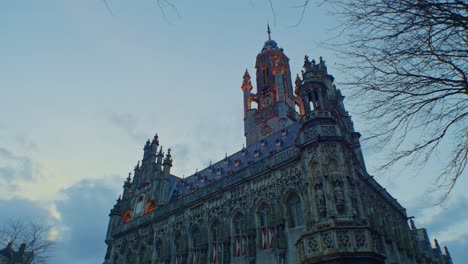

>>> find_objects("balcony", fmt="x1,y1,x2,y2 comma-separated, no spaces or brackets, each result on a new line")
297,226,384,264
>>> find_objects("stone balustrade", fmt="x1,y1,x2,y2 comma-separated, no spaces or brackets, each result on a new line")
297,226,384,263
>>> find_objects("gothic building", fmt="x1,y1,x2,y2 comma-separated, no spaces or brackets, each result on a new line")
103,31,453,264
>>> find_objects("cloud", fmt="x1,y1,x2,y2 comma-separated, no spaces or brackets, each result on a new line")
0,147,38,196
0,176,123,264
51,176,121,264
107,112,146,142
0,147,35,181
0,198,51,224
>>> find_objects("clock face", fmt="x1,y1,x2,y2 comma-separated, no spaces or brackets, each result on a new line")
263,97,272,107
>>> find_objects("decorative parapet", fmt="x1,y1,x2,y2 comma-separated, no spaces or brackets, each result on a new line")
301,110,332,123
299,124,341,144
297,226,384,263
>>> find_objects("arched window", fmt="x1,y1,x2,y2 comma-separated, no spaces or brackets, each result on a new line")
251,100,258,109
191,226,202,264
232,214,245,257
211,221,222,264
192,226,201,248
287,193,304,228
126,251,133,264
309,101,315,111
282,73,288,91
295,103,301,114
257,203,273,250
174,232,184,264
138,246,146,264
155,239,163,260
174,233,183,253
122,212,131,224
263,68,269,86
310,162,320,176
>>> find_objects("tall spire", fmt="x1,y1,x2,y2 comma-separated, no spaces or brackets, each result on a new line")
267,24,271,41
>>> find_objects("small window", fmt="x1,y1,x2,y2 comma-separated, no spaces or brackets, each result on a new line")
254,150,259,158
216,169,222,176
281,129,288,137
234,160,240,168
260,139,266,147
275,139,282,148
135,196,144,214
309,101,315,111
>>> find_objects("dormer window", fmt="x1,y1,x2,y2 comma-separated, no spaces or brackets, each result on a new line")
281,129,287,137
234,160,240,168
216,169,222,176
241,149,246,156
254,150,260,158
260,139,266,147
276,139,282,148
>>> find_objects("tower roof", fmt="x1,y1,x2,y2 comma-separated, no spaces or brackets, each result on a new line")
261,24,281,52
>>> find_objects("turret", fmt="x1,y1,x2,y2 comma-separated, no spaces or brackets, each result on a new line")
131,160,141,187
241,69,253,118
149,133,159,163
122,172,132,200
142,139,151,160
156,146,164,166
163,148,173,176
295,56,335,113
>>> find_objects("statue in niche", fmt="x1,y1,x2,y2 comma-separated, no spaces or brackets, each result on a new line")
333,182,345,213
315,183,327,217
327,159,338,175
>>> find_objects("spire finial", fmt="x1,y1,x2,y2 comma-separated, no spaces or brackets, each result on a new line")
127,172,132,182
267,24,272,41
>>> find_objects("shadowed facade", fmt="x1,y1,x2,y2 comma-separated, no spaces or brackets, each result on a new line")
103,31,453,264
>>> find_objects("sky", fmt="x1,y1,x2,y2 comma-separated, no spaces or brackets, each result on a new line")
0,0,467,263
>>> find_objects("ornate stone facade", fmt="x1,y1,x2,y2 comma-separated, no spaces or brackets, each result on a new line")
103,33,453,264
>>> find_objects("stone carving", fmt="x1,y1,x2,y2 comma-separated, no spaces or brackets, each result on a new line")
306,235,319,254
278,167,305,190
337,231,351,248
321,231,334,249
333,180,345,213
355,229,367,248
314,181,327,218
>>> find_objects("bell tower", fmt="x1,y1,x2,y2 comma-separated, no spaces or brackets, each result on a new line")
242,25,299,146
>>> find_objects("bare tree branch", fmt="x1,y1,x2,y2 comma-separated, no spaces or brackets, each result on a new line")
1,219,55,264
323,0,467,202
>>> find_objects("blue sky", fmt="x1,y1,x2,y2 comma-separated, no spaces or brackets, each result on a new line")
0,1,466,263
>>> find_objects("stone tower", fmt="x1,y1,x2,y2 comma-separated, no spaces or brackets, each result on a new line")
243,25,299,147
